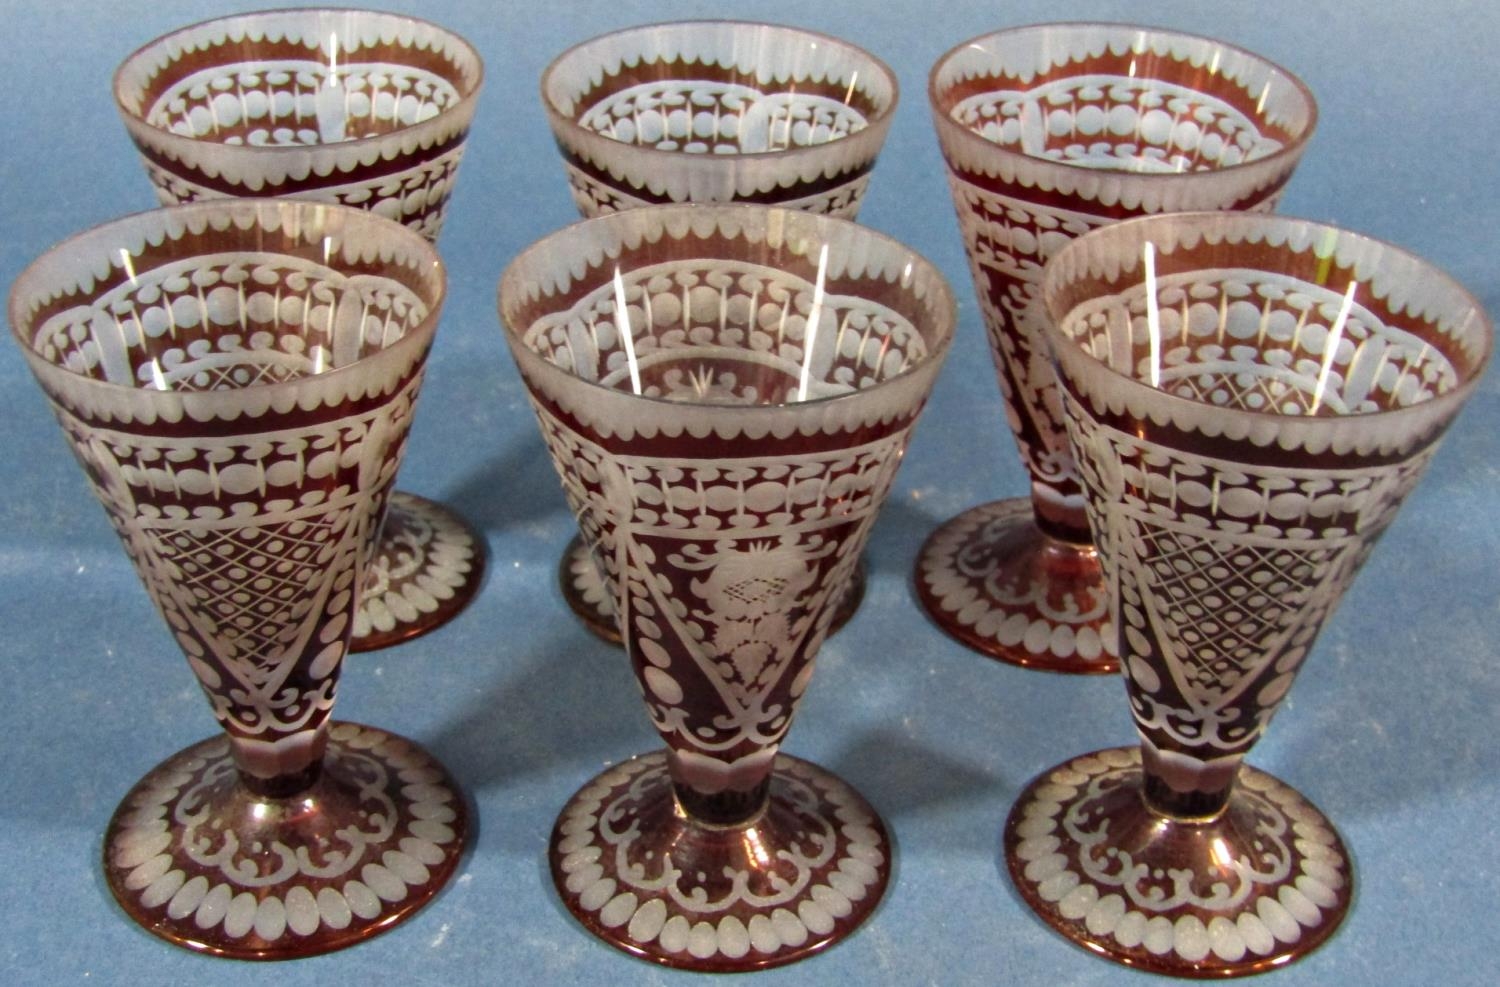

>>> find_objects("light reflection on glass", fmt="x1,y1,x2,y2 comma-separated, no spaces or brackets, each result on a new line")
119,249,138,286
843,72,859,109
742,827,771,869
317,31,347,143
797,242,830,402
1310,280,1358,415
1143,240,1162,388
613,265,643,395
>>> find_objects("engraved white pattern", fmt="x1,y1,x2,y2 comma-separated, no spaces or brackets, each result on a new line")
932,25,1315,212
555,752,886,960
13,202,441,747
580,80,868,154
523,259,925,400
534,412,905,759
562,161,870,219
919,24,1317,666
148,62,462,146
110,724,462,944
1011,749,1347,965
354,493,480,641
1067,405,1432,754
544,22,895,208
950,75,1283,174
115,10,482,242
916,500,1116,662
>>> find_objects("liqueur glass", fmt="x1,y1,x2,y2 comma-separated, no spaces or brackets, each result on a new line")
498,205,954,970
9,200,470,958
1002,211,1492,976
114,7,487,651
919,24,1317,673
543,20,900,643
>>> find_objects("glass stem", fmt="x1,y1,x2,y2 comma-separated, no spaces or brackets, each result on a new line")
1030,479,1092,545
1138,742,1243,821
227,724,329,799
239,759,324,798
1141,770,1235,820
671,776,772,827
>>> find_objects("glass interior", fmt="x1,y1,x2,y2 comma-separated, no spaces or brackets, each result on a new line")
1054,235,1487,417
507,221,945,408
934,26,1314,174
18,221,434,391
549,25,894,155
119,12,478,147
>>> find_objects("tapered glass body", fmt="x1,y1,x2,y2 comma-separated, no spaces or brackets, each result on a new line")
9,200,469,958
113,8,488,650
499,204,953,970
1000,211,1492,976
542,20,898,641
919,24,1317,673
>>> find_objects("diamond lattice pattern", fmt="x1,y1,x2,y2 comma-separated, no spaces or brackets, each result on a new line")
1134,519,1334,704
155,516,340,683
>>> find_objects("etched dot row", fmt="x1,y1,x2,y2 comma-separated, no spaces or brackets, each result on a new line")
1015,750,1346,967
556,755,885,963
111,727,459,946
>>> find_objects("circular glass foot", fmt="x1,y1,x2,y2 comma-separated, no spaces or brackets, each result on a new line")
550,750,890,971
916,499,1116,674
352,492,486,652
559,534,622,645
1004,747,1352,978
104,722,468,959
559,534,866,647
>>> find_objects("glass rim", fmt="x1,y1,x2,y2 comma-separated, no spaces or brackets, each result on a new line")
9,197,447,399
928,20,1319,189
497,202,955,416
1040,209,1493,432
112,6,485,160
539,19,900,165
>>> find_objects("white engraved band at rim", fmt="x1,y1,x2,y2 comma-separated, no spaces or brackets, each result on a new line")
1045,226,1488,459
933,27,1304,114
1060,267,1460,414
522,258,927,398
116,10,481,119
949,76,1283,173
114,11,482,191
930,33,1313,212
30,254,429,386
504,209,936,309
